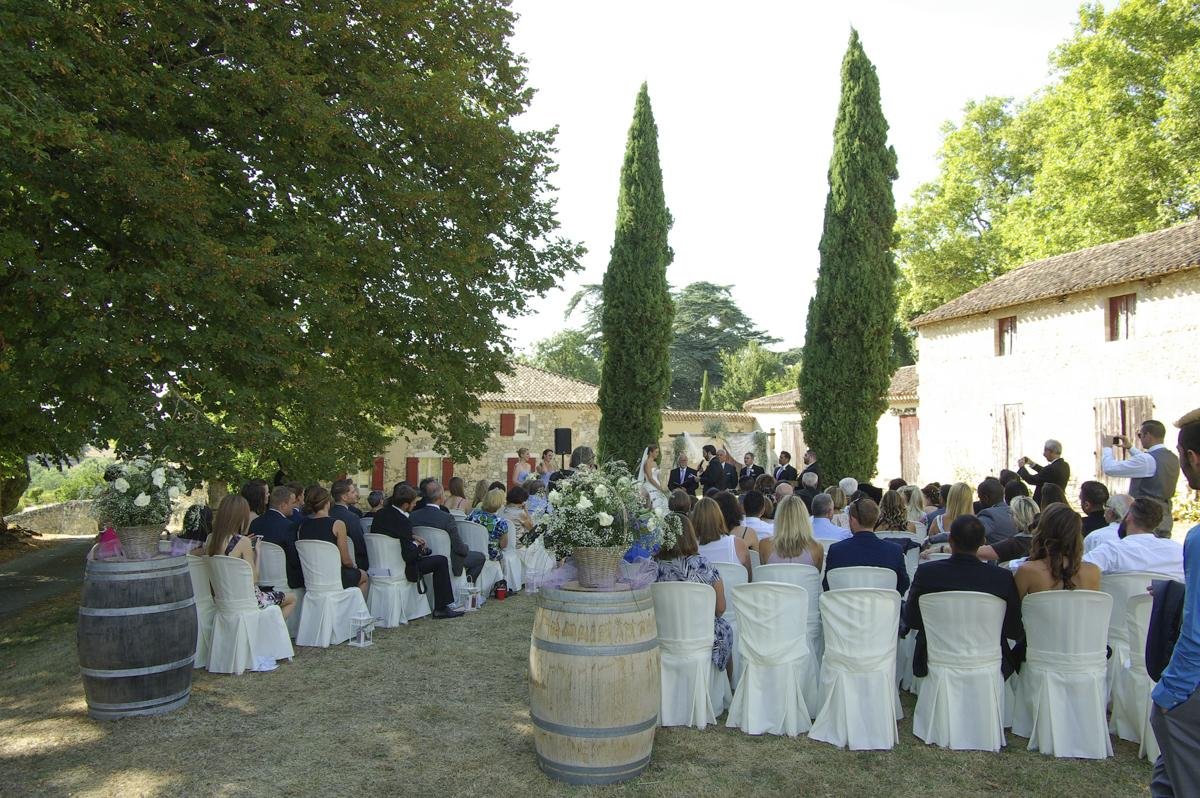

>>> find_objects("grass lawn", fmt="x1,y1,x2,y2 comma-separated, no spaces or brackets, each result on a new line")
0,589,1152,797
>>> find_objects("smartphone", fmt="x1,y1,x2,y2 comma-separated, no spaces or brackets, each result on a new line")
1112,436,1121,445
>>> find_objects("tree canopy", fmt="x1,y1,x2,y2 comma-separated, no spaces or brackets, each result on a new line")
521,329,601,386
0,2,581,485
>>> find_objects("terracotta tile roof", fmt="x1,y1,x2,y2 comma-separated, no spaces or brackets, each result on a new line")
740,366,919,411
478,363,598,407
661,410,756,423
912,220,1200,328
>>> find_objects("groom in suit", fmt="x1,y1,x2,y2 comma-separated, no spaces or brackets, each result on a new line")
774,451,798,484
699,444,725,492
668,454,699,495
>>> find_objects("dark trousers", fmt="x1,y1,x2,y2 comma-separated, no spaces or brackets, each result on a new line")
1151,688,1200,797
459,550,485,583
410,554,454,610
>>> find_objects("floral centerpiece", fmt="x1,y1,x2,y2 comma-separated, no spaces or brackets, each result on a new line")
542,461,681,588
92,459,186,559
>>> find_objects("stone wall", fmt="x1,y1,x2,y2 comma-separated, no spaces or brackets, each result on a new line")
5,500,98,537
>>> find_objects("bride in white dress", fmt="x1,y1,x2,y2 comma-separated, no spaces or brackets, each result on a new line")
636,445,669,512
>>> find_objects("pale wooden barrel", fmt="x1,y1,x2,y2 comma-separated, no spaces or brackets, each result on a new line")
529,585,659,785
77,554,197,720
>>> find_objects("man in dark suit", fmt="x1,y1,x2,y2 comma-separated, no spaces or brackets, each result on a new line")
699,444,725,492
1079,480,1111,536
371,483,462,617
904,514,1024,680
741,452,765,481
249,484,304,589
331,478,369,570
800,450,819,481
773,451,798,484
410,479,485,584
976,477,1017,544
797,471,820,511
720,449,738,492
823,497,910,594
667,454,699,494
1017,439,1070,505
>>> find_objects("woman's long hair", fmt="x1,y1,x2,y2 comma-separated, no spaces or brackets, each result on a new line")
942,482,974,530
772,496,816,559
875,490,909,532
690,497,728,545
205,495,251,557
1027,503,1084,589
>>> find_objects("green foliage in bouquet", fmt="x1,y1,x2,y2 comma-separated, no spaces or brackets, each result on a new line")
92,459,185,528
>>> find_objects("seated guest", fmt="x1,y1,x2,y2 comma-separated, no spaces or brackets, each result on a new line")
998,468,1019,487
249,485,304,589
888,477,907,491
286,481,306,526
775,480,795,504
811,493,850,542
692,496,751,573
411,479,485,584
500,485,534,536
203,495,295,618
181,503,213,543
240,478,269,522
827,485,850,529
714,491,755,558
370,484,463,618
876,489,919,536
471,479,490,510
920,482,943,519
767,496,824,569
737,475,756,494
856,482,883,504
925,482,974,544
655,514,733,677
445,477,471,512
1078,480,1110,536
298,486,368,595
838,477,858,498
1083,494,1132,554
1038,482,1068,511
898,485,927,532
905,515,1023,679
754,473,776,497
823,497,909,594
1015,503,1101,599
668,488,693,514
364,490,385,518
550,445,595,488
796,471,819,511
1084,497,1184,580
977,495,1038,564
1003,479,1030,504
976,477,1016,544
466,488,509,562
330,478,369,570
741,490,775,558
523,478,549,522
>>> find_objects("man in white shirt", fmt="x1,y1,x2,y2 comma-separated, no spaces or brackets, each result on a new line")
1103,419,1181,535
1083,494,1132,554
810,493,850,542
1084,497,1184,580
741,491,774,540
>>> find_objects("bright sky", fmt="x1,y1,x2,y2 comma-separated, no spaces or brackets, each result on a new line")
503,0,1086,353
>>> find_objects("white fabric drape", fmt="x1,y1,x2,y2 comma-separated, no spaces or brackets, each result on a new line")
711,560,749,688
725,583,815,736
912,591,1007,751
187,555,216,670
363,533,430,626
1102,572,1171,705
295,539,370,647
207,555,294,674
809,588,901,750
752,564,824,666
1112,593,1155,745
257,541,304,637
826,566,897,591
651,582,729,728
1012,590,1113,759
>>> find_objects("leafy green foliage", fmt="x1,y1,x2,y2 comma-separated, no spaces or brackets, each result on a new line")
521,329,601,385
698,370,713,411
19,455,114,510
598,84,674,467
0,2,581,486
799,31,898,484
712,342,793,411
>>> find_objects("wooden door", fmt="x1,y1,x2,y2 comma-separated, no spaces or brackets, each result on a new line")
899,414,919,484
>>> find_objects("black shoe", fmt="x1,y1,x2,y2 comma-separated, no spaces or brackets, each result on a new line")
432,607,465,619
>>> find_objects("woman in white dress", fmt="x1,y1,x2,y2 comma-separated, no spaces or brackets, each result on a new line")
636,444,669,512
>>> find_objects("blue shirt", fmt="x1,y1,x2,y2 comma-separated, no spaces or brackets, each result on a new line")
1154,523,1200,709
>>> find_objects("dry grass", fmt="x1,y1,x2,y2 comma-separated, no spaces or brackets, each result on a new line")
0,592,1152,797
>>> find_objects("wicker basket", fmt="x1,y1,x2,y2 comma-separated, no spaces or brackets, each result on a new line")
114,524,165,560
573,546,625,589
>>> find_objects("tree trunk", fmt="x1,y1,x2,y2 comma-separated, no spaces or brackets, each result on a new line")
206,481,229,507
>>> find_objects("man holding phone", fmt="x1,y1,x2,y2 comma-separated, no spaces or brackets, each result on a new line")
1016,439,1070,506
1102,419,1180,536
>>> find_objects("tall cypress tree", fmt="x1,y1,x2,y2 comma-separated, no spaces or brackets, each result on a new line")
598,84,674,468
799,31,899,483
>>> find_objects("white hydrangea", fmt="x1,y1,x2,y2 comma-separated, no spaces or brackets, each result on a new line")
548,490,562,504
113,478,130,494
593,484,609,498
133,492,151,507
654,507,666,518
576,495,592,511
167,486,180,499
597,511,614,527
151,468,166,487
618,476,631,488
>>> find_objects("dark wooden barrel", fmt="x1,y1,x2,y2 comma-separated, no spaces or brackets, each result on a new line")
529,585,659,785
77,554,198,720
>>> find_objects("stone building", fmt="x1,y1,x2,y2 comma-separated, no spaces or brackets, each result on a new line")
911,219,1200,497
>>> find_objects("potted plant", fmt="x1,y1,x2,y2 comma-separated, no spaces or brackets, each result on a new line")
93,459,185,559
543,461,681,588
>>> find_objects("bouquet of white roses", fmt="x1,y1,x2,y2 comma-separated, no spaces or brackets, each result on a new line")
542,461,681,558
92,458,186,528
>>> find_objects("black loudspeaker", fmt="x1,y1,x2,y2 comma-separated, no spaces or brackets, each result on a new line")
554,428,572,455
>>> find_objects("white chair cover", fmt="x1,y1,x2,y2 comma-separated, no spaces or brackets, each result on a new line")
748,549,761,574
187,555,216,670
257,541,304,638
651,582,730,728
417,526,468,609
711,561,749,687
878,533,921,584
810,588,901,750
360,517,373,533
726,582,815,735
520,536,556,593
753,564,823,664
1012,590,1113,758
1102,571,1170,704
207,555,294,674
1113,593,1154,745
827,565,897,591
816,539,836,572
295,540,369,647
363,533,431,626
455,520,503,598
912,592,1006,750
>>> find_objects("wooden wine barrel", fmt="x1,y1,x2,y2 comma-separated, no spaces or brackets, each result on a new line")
529,585,659,785
77,554,198,720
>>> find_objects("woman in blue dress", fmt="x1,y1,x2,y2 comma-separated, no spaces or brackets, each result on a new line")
654,513,733,675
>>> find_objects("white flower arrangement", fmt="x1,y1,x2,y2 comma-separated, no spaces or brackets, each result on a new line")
93,459,186,528
542,461,682,557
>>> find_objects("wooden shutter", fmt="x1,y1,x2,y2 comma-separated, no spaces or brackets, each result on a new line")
405,457,418,486
441,457,454,486
499,412,515,437
371,457,385,491
1004,405,1023,469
